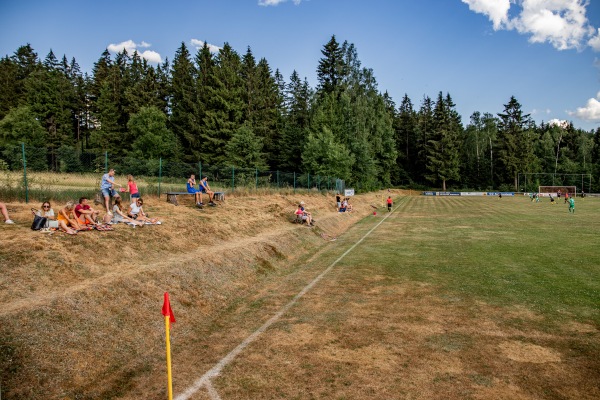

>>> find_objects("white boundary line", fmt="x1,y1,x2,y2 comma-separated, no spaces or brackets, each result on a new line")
175,204,399,400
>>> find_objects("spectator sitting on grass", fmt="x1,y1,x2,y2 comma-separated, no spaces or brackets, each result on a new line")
128,198,161,224
199,176,216,206
1,202,14,224
295,204,313,226
112,197,143,227
75,197,100,226
57,201,82,232
35,201,77,234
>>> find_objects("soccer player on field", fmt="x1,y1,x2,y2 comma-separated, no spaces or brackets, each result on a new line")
568,197,575,213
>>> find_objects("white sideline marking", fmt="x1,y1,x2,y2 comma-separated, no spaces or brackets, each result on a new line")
175,205,398,400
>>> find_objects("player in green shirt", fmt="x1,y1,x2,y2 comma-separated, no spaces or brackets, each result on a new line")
568,197,575,213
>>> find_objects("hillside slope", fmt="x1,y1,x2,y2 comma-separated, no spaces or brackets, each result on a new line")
0,190,395,399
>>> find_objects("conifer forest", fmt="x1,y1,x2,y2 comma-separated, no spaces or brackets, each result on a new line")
1,35,599,192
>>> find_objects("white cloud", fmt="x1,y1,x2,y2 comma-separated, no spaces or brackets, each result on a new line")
548,118,569,128
107,40,138,54
461,0,510,30
589,28,600,51
190,39,222,53
140,50,162,64
568,91,600,122
258,0,302,6
107,39,162,63
463,0,599,52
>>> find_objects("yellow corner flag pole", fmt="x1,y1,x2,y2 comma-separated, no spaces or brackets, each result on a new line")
165,315,173,400
162,292,176,400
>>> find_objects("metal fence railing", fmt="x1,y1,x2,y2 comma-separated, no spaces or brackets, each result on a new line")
0,144,345,203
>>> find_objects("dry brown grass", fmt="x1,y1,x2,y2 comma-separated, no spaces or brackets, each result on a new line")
2,190,594,400
0,190,381,399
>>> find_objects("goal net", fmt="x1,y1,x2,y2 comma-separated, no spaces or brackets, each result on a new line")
538,186,576,197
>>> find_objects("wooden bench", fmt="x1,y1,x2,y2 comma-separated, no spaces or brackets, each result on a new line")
165,192,196,206
166,191,224,206
213,191,225,201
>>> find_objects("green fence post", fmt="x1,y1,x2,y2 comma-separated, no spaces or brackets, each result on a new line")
318,175,320,191
22,143,28,203
308,173,310,191
199,161,202,179
232,166,235,193
158,158,162,197
277,170,280,189
294,172,296,194
255,168,258,191
104,151,108,173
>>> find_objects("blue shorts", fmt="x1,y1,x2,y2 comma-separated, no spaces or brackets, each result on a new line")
130,193,140,199
102,188,119,198
187,188,199,194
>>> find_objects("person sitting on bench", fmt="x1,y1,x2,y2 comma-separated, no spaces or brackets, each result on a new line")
187,174,202,206
199,176,216,206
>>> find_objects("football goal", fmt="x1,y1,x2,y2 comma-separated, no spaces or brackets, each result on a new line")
517,173,591,194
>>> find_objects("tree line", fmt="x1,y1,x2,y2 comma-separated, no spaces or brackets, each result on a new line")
1,35,599,191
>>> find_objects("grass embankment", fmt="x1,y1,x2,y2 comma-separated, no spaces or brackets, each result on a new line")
0,191,378,399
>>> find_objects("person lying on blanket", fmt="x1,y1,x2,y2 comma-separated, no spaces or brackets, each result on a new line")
128,198,161,224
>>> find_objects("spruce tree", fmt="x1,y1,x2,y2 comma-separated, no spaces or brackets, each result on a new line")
0,56,19,119
202,43,244,165
280,70,312,170
170,42,199,160
496,96,531,189
316,35,345,96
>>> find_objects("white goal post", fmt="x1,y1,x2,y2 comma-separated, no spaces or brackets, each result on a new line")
518,173,591,195
538,186,576,197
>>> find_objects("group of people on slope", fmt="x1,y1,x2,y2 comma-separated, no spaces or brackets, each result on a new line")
0,168,161,235
31,195,159,235
335,193,353,213
100,168,161,226
187,174,216,207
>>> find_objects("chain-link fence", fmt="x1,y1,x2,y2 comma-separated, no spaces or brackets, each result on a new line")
0,144,345,203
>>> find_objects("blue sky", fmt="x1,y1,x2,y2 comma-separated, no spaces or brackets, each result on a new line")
1,0,599,131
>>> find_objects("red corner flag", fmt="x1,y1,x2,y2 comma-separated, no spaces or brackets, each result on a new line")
162,292,176,325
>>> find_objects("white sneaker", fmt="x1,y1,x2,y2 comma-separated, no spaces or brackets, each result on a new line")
156,221,161,225
5,219,14,224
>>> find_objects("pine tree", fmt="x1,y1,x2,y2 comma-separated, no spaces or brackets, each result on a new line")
202,43,244,165
395,93,418,184
11,44,40,105
0,56,19,119
496,96,532,189
280,70,312,170
316,35,345,96
416,95,434,184
26,50,77,169
170,42,199,159
252,58,281,169
425,92,461,190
